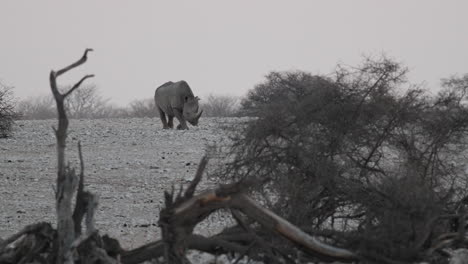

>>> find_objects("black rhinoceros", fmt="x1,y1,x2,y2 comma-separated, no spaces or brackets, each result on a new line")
154,81,203,130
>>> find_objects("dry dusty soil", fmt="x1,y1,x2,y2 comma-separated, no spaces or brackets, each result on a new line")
0,117,241,250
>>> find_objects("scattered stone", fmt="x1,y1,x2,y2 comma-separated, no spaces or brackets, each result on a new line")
0,117,231,249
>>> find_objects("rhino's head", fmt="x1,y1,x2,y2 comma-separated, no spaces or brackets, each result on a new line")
183,96,203,126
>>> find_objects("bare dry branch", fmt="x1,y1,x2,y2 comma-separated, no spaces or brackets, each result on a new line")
55,48,93,77
184,156,208,199
64,74,96,98
232,194,358,262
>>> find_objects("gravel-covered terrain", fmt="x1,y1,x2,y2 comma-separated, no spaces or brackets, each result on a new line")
0,117,239,250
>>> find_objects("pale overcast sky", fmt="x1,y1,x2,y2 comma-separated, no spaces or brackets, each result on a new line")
1,1,467,106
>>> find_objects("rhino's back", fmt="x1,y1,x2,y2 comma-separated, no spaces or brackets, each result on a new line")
155,80,194,116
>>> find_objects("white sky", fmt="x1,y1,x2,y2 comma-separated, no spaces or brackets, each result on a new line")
1,1,467,106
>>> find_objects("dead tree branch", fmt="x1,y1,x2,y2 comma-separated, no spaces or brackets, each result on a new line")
64,74,96,98
55,48,93,78
184,156,208,199
232,194,358,262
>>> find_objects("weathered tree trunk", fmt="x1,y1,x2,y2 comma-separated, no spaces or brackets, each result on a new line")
49,49,95,264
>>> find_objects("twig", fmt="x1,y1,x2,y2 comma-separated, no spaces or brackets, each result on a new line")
64,74,95,98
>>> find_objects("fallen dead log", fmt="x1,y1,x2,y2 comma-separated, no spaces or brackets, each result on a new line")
158,180,359,263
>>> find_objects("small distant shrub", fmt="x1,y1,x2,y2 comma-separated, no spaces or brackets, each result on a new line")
0,82,17,137
63,84,111,119
128,98,157,118
17,85,119,120
16,95,56,120
201,94,239,117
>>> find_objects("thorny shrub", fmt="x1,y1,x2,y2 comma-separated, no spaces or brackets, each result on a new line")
0,82,16,138
220,56,468,262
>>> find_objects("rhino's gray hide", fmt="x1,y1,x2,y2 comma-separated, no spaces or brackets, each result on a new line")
154,81,203,130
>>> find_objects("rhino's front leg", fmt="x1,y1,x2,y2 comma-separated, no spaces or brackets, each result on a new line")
157,107,170,129
173,109,188,130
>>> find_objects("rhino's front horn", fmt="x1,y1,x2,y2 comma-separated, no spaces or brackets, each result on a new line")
196,109,203,120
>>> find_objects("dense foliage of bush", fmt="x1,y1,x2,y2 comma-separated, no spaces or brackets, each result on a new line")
0,82,16,138
221,57,468,262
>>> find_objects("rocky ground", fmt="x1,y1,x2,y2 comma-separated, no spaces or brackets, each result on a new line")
0,117,242,250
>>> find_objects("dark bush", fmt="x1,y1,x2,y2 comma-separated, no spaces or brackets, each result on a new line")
0,82,17,138
221,56,468,262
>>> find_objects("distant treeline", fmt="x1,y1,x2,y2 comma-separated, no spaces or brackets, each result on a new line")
15,85,241,120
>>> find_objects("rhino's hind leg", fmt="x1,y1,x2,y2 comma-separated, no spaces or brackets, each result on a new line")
157,107,170,129
174,109,188,130
167,116,174,129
